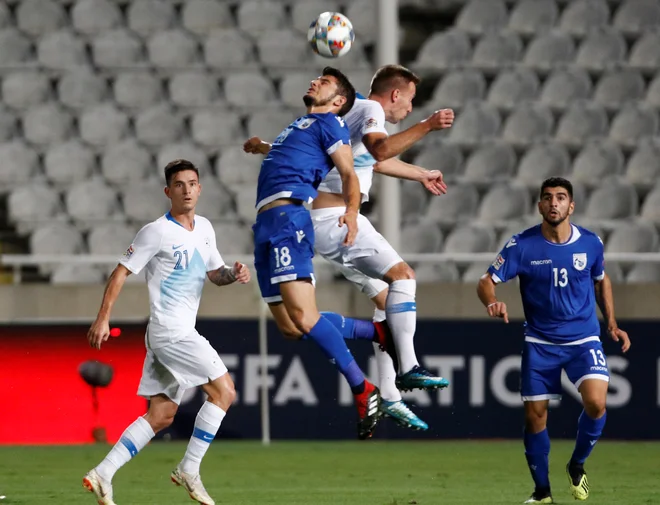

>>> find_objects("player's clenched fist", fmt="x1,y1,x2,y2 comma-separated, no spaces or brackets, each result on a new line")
487,301,509,323
243,136,271,155
231,261,251,284
426,108,455,131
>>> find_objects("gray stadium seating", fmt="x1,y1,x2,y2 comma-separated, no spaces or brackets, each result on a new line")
606,220,659,252
487,68,540,112
71,0,122,35
17,0,67,38
65,178,120,231
182,0,233,36
191,109,243,149
558,0,611,38
593,69,646,111
79,103,129,147
92,28,144,69
216,146,262,190
508,0,559,38
23,103,73,146
127,0,175,38
522,31,575,74
44,140,95,189
88,223,139,256
413,143,465,181
575,27,627,74
625,138,660,191
639,185,660,225
555,100,609,149
3,72,51,110
456,0,508,36
204,29,256,70
135,105,184,146
586,179,639,220
477,184,531,223
401,180,430,223
51,264,105,285
443,225,496,253
101,139,152,188
237,1,286,38
148,29,200,69
0,141,39,194
224,72,277,109
539,68,593,112
157,141,211,176
613,0,660,38
447,101,501,148
413,29,472,73
58,70,109,110
462,141,516,185
38,29,87,69
416,262,461,283
570,140,625,188
425,183,480,228
608,103,659,149
515,141,571,186
9,184,64,234
431,70,487,111
212,222,255,255
113,72,163,109
501,102,554,148
122,178,171,224
0,28,32,68
626,263,660,283
168,72,221,108
400,221,444,254
628,30,660,75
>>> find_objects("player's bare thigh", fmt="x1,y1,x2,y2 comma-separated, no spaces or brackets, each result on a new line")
524,400,549,433
578,378,608,419
270,279,320,337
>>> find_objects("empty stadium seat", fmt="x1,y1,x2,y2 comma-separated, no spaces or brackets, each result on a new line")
148,29,200,69
44,140,95,188
204,29,256,70
413,29,472,74
447,101,501,148
88,223,138,255
555,100,609,149
432,70,487,111
51,264,105,285
258,30,312,72
604,261,625,283
247,110,296,144
102,139,152,188
462,262,494,283
558,0,611,38
456,0,508,36
0,105,16,142
92,28,144,69
168,72,221,108
416,262,461,283
425,183,479,227
3,71,50,110
191,109,243,149
640,185,660,224
37,29,87,69
401,180,430,222
113,72,163,109
57,70,108,109
593,70,646,111
613,0,660,39
609,103,659,150
224,72,278,109
522,32,575,74
16,0,66,38
65,179,119,231
516,141,571,186
575,27,627,74
23,103,73,146
9,184,63,233
0,141,39,193
346,0,378,45
157,141,211,176
470,32,523,76
135,105,183,147
478,184,531,223
508,0,559,37
79,103,129,147
194,179,235,222
216,146,262,189
123,178,171,224
413,143,465,181
400,221,443,254
291,1,341,34
627,30,660,75
30,223,84,256
626,263,660,283
237,1,286,37
0,4,8,30
586,179,638,220
71,0,122,35
182,0,232,36
127,0,175,38
443,225,495,253
571,140,625,188
501,103,554,148
231,183,258,223
539,68,593,112
0,28,32,68
625,138,660,191
606,220,658,252
280,72,314,109
462,142,516,184
212,222,254,255
487,68,540,111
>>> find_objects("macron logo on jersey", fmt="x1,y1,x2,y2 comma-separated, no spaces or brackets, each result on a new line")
506,238,517,248
296,230,305,243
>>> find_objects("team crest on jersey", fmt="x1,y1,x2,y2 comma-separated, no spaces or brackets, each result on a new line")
492,254,505,270
294,117,317,129
123,244,135,259
364,117,378,129
204,237,210,247
573,253,587,271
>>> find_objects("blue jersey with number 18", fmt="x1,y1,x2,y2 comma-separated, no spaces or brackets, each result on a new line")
255,112,350,211
487,224,605,344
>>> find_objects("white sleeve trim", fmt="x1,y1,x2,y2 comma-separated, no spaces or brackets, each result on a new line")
491,273,503,283
326,139,344,155
593,272,605,281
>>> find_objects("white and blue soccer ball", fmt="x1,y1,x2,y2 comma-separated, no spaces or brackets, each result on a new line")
307,12,354,59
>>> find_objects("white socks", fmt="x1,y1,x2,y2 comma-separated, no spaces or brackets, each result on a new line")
385,279,420,374
372,308,402,402
96,416,155,482
180,402,226,475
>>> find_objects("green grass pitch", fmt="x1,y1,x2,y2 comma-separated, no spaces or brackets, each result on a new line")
0,441,658,504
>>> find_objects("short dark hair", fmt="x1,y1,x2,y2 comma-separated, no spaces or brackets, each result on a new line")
164,159,199,186
369,64,421,96
540,177,573,200
322,66,356,116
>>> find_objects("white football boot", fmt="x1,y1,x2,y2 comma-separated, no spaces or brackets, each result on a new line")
171,466,215,505
82,468,117,505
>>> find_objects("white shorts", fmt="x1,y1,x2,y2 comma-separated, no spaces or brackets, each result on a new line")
311,207,399,298
137,330,228,405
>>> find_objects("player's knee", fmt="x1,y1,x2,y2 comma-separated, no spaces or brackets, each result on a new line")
524,405,548,432
276,321,304,340
207,381,236,411
287,308,316,335
384,262,415,283
583,398,607,419
145,411,175,433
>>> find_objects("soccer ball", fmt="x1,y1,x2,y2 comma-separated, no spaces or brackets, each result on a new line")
307,12,354,58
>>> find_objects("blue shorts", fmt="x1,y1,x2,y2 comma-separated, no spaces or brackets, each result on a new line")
521,338,610,401
252,204,316,303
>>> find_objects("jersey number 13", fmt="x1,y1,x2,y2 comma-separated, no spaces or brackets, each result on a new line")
553,267,568,287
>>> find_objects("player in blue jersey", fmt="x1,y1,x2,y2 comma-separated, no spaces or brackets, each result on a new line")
477,177,631,503
247,67,383,440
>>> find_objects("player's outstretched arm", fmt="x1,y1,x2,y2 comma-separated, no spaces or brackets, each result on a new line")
243,136,272,155
374,158,447,196
594,273,631,352
330,143,360,246
363,108,454,162
87,264,131,350
207,262,251,286
477,273,509,323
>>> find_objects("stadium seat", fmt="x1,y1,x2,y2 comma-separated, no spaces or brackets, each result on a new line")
346,0,378,45
497,221,532,249
605,261,625,283
182,0,233,36
224,72,278,110
501,103,554,149
57,70,108,110
447,101,501,149
462,141,517,185
311,42,370,71
291,1,341,34
558,0,611,38
0,141,39,193
416,262,461,283
231,183,258,223
413,143,465,182
645,73,660,108
127,0,175,38
168,72,221,108
555,100,609,149
0,3,8,29
147,29,200,69
628,30,660,76
469,32,523,76
606,220,659,252
212,222,254,255
412,29,472,74
593,70,646,111
515,141,571,187
443,225,495,253
135,105,184,147
123,178,171,224
609,103,659,150
425,183,479,227
92,28,144,69
507,0,559,38
571,140,625,188
586,179,638,220
157,141,211,176
79,103,129,147
400,221,443,254
401,180,430,222
2,71,50,110
462,262,494,283
37,29,87,69
0,28,32,68
51,264,105,285
44,140,95,189
204,29,256,70
478,184,531,223
432,70,486,111
570,182,589,215
16,0,66,38
258,30,312,72
640,185,660,224
71,0,122,35
539,68,593,113
575,28,627,74
0,104,16,142
626,262,660,283
9,184,63,233
195,179,235,222
30,223,85,256
522,32,575,74
22,103,73,146
65,179,120,231
456,0,508,36
102,139,152,188
216,146,262,189
625,138,660,191
486,68,540,112
113,72,163,109
237,1,286,38
247,110,296,144
280,72,314,109
88,223,138,256
191,109,243,149
612,0,660,39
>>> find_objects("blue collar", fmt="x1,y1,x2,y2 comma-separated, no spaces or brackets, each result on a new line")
166,211,195,230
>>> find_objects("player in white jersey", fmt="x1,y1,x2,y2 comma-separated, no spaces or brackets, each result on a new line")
82,160,250,505
245,65,454,430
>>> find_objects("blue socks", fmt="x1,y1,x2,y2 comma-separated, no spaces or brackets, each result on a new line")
319,312,377,341
306,315,365,393
571,410,606,464
524,429,551,490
